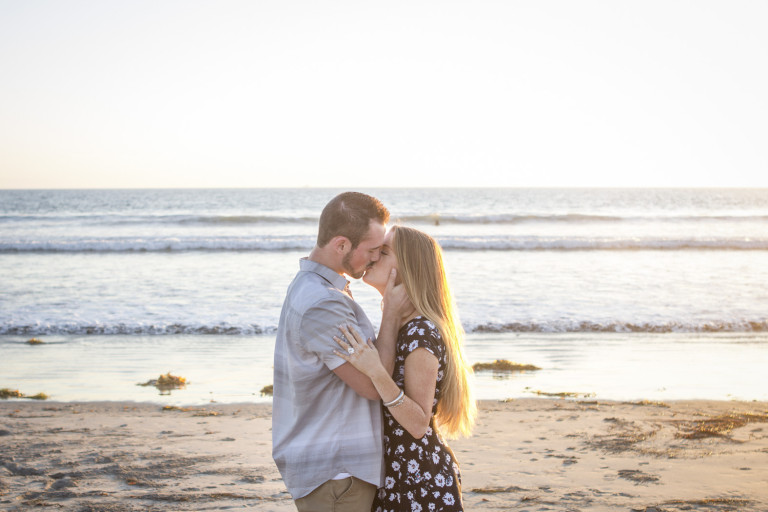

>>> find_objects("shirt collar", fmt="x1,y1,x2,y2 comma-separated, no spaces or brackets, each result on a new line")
300,258,349,291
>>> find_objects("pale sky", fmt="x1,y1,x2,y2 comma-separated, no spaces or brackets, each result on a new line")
1,0,766,189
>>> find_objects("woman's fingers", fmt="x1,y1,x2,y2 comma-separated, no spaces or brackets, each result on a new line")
333,335,349,349
333,349,350,360
338,324,365,346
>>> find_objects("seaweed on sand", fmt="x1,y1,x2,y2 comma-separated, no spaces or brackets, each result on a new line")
26,338,44,345
0,388,23,399
260,385,273,396
0,388,48,400
138,373,188,393
472,360,541,373
675,411,768,440
527,389,595,399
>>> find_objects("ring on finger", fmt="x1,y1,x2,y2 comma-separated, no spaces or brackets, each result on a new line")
347,347,355,355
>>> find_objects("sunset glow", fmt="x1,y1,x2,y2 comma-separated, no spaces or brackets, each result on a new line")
1,1,767,189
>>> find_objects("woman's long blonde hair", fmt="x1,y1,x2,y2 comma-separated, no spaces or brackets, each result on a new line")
392,225,476,438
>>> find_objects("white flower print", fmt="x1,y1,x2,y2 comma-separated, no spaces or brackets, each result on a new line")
377,316,462,512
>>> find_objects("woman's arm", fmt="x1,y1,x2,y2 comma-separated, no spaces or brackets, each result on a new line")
335,325,438,439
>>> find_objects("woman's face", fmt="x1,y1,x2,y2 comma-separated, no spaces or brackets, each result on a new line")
362,229,397,294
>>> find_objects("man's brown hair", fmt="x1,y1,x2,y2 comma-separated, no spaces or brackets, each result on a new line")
317,192,390,249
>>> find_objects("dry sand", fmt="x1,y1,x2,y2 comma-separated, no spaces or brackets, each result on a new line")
1,398,767,511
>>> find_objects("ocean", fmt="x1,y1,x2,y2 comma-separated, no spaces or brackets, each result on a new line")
1,188,766,404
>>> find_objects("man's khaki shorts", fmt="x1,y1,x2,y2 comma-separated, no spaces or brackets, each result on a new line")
295,476,377,512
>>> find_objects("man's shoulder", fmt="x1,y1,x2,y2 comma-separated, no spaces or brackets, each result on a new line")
287,271,346,313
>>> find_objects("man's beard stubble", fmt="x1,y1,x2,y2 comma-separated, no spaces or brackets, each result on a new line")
342,251,370,280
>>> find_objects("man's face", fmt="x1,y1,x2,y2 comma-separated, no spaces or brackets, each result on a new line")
341,220,386,279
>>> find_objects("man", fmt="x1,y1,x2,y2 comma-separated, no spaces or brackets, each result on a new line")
273,191,406,511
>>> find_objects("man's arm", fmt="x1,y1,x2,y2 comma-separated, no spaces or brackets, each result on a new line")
302,297,383,401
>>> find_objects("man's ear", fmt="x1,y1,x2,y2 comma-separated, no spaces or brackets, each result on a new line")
330,235,351,254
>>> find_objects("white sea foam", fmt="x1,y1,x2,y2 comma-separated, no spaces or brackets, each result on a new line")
3,318,767,336
2,235,766,252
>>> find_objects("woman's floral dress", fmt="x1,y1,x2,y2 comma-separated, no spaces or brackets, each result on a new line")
372,316,463,512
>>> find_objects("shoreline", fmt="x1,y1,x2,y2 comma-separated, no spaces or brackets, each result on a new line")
2,398,767,511
4,331,768,405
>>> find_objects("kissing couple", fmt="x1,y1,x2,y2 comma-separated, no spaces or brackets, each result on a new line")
273,191,476,512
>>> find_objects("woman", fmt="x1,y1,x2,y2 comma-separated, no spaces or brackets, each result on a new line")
334,225,476,512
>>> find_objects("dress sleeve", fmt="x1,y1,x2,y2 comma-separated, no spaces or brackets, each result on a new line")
401,319,441,358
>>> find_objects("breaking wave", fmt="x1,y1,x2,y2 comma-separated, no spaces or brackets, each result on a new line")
2,235,767,253
3,319,767,336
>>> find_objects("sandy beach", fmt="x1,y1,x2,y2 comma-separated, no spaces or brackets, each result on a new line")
1,399,766,511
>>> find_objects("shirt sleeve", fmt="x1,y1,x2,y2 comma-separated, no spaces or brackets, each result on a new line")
300,297,362,370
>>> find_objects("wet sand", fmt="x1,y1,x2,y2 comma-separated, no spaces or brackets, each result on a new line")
1,399,767,511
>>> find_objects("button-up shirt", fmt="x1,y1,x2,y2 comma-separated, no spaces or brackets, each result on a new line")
272,258,383,500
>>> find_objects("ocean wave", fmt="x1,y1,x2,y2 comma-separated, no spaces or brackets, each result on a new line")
0,236,316,252
4,212,768,226
3,320,767,336
437,236,768,251
0,213,319,226
5,235,767,253
469,320,768,333
0,323,274,336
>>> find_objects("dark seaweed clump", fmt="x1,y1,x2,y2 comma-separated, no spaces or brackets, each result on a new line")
472,360,541,372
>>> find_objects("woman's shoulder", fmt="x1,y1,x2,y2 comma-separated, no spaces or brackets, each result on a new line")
401,316,440,337
399,316,444,356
